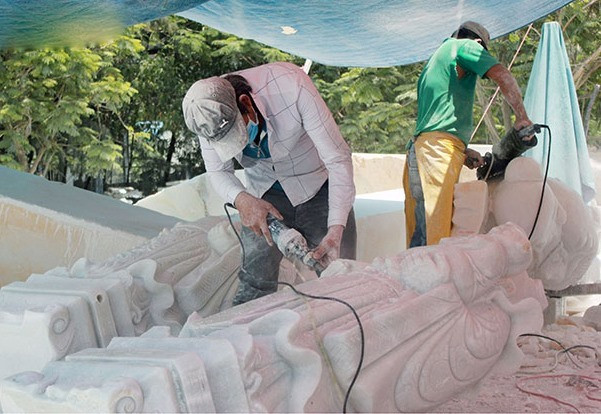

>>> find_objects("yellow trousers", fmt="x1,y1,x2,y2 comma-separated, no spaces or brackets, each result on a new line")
403,132,466,246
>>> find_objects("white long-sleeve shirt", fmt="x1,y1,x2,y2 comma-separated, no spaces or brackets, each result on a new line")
198,62,355,227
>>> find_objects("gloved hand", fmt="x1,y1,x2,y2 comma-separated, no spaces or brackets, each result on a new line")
234,191,283,245
464,148,484,169
311,225,344,267
515,118,535,141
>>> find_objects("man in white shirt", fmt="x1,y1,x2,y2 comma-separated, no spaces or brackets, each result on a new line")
182,62,356,305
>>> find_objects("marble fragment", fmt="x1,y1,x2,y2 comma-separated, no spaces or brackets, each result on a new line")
583,305,601,331
452,180,489,237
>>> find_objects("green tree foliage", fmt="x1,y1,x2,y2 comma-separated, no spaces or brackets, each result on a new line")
466,0,600,144
0,1,598,194
314,66,421,153
0,43,138,183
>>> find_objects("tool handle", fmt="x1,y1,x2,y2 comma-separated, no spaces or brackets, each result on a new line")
517,124,543,139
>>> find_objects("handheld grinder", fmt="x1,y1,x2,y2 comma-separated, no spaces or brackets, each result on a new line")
267,215,326,275
476,124,543,181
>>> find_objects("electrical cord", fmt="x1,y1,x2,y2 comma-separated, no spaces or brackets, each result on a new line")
516,332,601,410
224,203,247,272
223,125,547,409
224,202,365,413
482,155,495,181
277,280,365,413
518,333,579,368
528,124,551,240
518,333,600,370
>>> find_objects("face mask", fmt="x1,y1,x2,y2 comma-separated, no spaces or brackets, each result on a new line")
247,119,259,144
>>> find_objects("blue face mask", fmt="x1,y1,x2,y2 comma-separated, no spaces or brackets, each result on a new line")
247,119,259,144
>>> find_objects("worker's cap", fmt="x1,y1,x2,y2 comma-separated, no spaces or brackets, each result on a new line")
182,77,247,162
454,21,491,50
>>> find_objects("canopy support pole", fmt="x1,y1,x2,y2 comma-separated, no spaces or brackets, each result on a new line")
302,59,313,74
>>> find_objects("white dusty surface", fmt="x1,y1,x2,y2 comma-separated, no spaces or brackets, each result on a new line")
436,319,601,413
355,189,406,260
136,170,247,221
0,166,178,285
0,166,177,238
351,152,406,194
0,216,316,382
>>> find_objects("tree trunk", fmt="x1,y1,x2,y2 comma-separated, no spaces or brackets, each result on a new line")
162,130,177,185
28,145,48,174
574,44,601,90
584,84,600,138
13,137,29,170
65,167,74,186
123,131,130,184
58,151,68,183
95,173,104,194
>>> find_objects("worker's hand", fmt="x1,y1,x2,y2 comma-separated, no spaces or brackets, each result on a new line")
234,191,283,245
312,225,345,267
464,148,484,169
515,117,535,141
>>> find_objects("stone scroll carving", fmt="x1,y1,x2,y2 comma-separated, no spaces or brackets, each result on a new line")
1,223,546,413
0,218,242,380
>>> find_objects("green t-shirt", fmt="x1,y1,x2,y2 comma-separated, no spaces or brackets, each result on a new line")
414,38,499,145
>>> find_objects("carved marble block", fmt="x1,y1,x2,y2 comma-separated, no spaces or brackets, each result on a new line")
1,223,546,413
0,217,242,380
0,271,136,380
1,345,216,413
453,157,598,290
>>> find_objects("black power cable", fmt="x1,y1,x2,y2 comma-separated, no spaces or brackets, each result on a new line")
277,280,365,413
518,333,598,369
224,203,247,272
519,333,567,351
527,124,551,240
224,203,365,413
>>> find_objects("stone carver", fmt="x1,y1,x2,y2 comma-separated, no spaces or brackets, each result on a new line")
182,62,357,305
404,21,533,248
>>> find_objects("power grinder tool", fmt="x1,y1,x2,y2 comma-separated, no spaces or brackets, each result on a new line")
476,124,542,181
267,215,326,274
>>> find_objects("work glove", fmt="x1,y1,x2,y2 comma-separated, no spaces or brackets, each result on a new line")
515,118,534,141
311,224,345,268
234,191,283,245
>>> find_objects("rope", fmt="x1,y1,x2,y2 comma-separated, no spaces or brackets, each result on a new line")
470,24,534,142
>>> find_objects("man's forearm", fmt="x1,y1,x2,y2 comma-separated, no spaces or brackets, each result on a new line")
486,64,529,122
326,158,355,228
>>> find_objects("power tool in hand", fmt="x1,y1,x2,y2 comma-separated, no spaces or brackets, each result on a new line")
267,215,326,275
476,124,543,181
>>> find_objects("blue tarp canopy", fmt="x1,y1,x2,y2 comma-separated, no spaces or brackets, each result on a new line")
1,0,574,66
